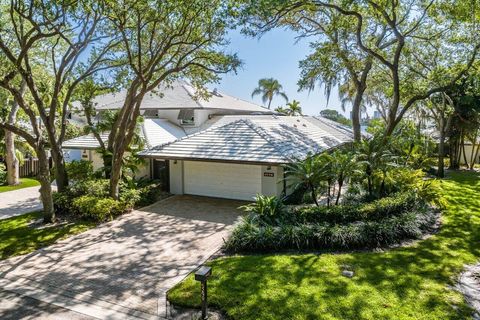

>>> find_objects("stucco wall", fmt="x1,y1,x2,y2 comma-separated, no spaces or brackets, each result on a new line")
169,160,184,194
460,144,480,165
261,165,283,197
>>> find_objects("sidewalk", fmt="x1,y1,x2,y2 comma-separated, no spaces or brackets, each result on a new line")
0,186,54,220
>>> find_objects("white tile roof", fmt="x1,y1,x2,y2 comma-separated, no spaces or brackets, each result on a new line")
75,80,271,114
62,133,109,149
63,119,187,149
140,115,354,164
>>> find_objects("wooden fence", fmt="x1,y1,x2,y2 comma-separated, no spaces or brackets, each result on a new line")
19,158,53,178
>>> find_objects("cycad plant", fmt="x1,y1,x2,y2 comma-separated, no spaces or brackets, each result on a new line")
284,154,323,206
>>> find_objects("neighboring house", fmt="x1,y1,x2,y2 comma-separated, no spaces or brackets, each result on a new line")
63,81,354,201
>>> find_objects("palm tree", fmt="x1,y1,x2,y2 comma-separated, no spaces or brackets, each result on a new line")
284,154,323,206
251,78,288,109
274,106,289,114
330,150,361,205
285,100,302,116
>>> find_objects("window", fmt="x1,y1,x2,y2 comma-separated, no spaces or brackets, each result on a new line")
178,109,195,126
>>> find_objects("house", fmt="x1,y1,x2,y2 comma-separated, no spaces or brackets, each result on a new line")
63,81,354,201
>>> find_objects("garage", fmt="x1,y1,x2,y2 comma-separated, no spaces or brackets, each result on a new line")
184,161,262,201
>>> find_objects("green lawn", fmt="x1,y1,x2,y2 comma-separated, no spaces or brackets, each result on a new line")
0,178,40,193
0,211,96,260
168,171,480,319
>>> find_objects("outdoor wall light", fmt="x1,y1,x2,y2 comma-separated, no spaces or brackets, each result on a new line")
195,265,212,319
174,160,177,164
267,166,271,170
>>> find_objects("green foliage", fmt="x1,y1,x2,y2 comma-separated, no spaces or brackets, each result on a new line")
251,78,288,109
240,195,286,225
71,195,125,222
298,191,422,224
227,191,434,252
319,109,352,126
0,178,40,193
0,163,6,184
65,160,95,182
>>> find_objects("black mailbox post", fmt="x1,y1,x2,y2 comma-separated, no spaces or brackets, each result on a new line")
195,266,212,319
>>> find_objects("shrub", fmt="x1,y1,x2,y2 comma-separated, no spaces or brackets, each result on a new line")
68,179,110,198
0,164,6,184
66,160,95,181
296,191,420,224
71,195,126,221
225,209,434,252
225,191,436,253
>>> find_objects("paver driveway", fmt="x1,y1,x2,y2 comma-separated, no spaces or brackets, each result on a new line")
0,195,244,319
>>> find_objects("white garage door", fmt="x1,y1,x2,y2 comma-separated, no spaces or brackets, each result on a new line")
184,161,261,201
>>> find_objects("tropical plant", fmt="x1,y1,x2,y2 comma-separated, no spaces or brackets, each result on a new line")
284,154,323,206
285,100,302,116
330,150,362,205
355,137,398,198
251,78,288,109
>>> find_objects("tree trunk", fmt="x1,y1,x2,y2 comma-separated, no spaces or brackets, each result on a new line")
335,180,343,205
267,98,272,110
109,150,123,199
4,129,19,185
50,144,68,192
37,145,54,223
437,118,446,178
4,81,26,185
351,92,363,142
310,183,319,207
50,145,68,192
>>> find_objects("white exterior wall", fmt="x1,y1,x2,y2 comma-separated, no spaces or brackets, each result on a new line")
261,165,283,197
169,160,184,194
157,110,180,125
460,144,480,165
88,150,104,171
194,110,211,127
167,160,285,200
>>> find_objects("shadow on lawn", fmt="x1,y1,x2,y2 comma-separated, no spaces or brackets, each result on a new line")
169,172,480,319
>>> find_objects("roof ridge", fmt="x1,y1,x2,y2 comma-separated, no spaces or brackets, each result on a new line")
311,116,354,138
146,118,247,151
180,83,204,109
240,118,294,160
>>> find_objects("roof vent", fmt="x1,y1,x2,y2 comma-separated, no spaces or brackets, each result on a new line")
212,88,222,97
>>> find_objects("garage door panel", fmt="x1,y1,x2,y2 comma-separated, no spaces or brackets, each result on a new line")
184,161,261,201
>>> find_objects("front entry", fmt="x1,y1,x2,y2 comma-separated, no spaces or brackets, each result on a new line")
152,159,170,192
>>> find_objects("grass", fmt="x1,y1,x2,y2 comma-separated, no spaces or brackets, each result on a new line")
0,211,96,260
0,178,40,193
168,171,480,319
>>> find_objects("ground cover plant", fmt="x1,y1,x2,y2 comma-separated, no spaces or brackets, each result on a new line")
168,171,480,319
0,177,40,193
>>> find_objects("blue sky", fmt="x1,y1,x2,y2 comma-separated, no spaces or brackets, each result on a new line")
212,28,346,117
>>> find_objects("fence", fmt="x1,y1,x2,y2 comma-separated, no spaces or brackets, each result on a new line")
19,158,53,178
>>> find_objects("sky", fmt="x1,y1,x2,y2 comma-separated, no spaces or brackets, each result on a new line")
210,28,346,117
